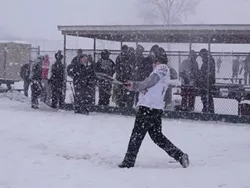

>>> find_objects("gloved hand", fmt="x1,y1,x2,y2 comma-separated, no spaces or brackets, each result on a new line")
123,81,133,91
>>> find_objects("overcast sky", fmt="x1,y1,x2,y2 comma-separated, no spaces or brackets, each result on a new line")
0,0,250,51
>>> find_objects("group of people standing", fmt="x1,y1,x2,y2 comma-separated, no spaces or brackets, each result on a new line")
179,48,216,114
20,50,65,109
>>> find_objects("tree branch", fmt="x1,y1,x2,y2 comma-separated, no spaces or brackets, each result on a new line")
139,0,200,25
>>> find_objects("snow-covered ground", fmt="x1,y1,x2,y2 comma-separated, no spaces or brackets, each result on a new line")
0,92,250,188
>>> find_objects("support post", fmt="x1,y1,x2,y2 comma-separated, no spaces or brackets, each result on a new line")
63,34,67,71
37,46,41,56
178,51,181,80
189,41,192,51
93,37,97,105
206,36,211,113
63,34,67,104
3,44,7,79
93,38,96,63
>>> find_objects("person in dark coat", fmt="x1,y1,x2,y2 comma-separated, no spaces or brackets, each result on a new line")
20,60,32,97
96,49,115,106
29,56,44,109
134,44,145,105
50,52,64,109
134,45,145,81
127,47,136,108
67,54,95,114
199,49,216,114
71,49,84,65
179,50,199,111
143,45,159,78
115,45,133,108
86,54,96,106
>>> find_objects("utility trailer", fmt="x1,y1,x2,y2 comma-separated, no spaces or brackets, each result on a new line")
0,42,31,91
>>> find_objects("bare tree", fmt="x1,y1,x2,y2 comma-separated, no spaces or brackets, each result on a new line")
139,0,199,25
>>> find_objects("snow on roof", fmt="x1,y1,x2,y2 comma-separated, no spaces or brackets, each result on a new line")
0,40,31,44
57,24,250,44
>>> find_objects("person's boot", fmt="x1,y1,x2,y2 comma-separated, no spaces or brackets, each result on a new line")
118,160,135,168
31,100,39,109
31,104,39,109
118,153,136,168
179,153,190,168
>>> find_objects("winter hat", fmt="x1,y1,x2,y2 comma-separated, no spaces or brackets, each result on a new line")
78,54,88,60
155,56,168,65
77,49,83,55
158,47,168,64
136,44,144,54
189,50,197,59
199,48,208,57
121,45,128,52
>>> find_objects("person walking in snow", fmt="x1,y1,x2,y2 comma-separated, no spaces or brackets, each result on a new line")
118,56,189,169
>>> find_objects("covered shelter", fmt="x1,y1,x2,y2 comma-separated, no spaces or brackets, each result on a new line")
57,24,250,124
58,24,250,63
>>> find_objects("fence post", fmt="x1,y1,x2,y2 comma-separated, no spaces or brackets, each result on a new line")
63,34,67,104
93,38,96,63
207,36,211,114
178,51,181,80
37,46,40,56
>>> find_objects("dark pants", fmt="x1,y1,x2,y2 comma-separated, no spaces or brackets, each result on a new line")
122,106,185,165
135,92,139,106
181,87,196,111
31,81,42,108
23,80,30,97
74,85,91,114
200,89,214,113
51,82,64,109
98,81,112,106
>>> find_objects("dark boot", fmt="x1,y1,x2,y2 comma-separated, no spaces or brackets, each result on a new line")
118,153,136,168
118,160,135,168
179,153,190,168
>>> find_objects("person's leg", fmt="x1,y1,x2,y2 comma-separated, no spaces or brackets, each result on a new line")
51,84,58,109
208,92,215,114
103,83,112,106
188,88,196,111
58,85,64,109
79,88,89,114
46,81,52,106
31,82,39,109
200,89,207,113
181,88,188,111
118,106,150,168
98,85,105,106
74,85,82,113
147,109,189,167
23,80,29,97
